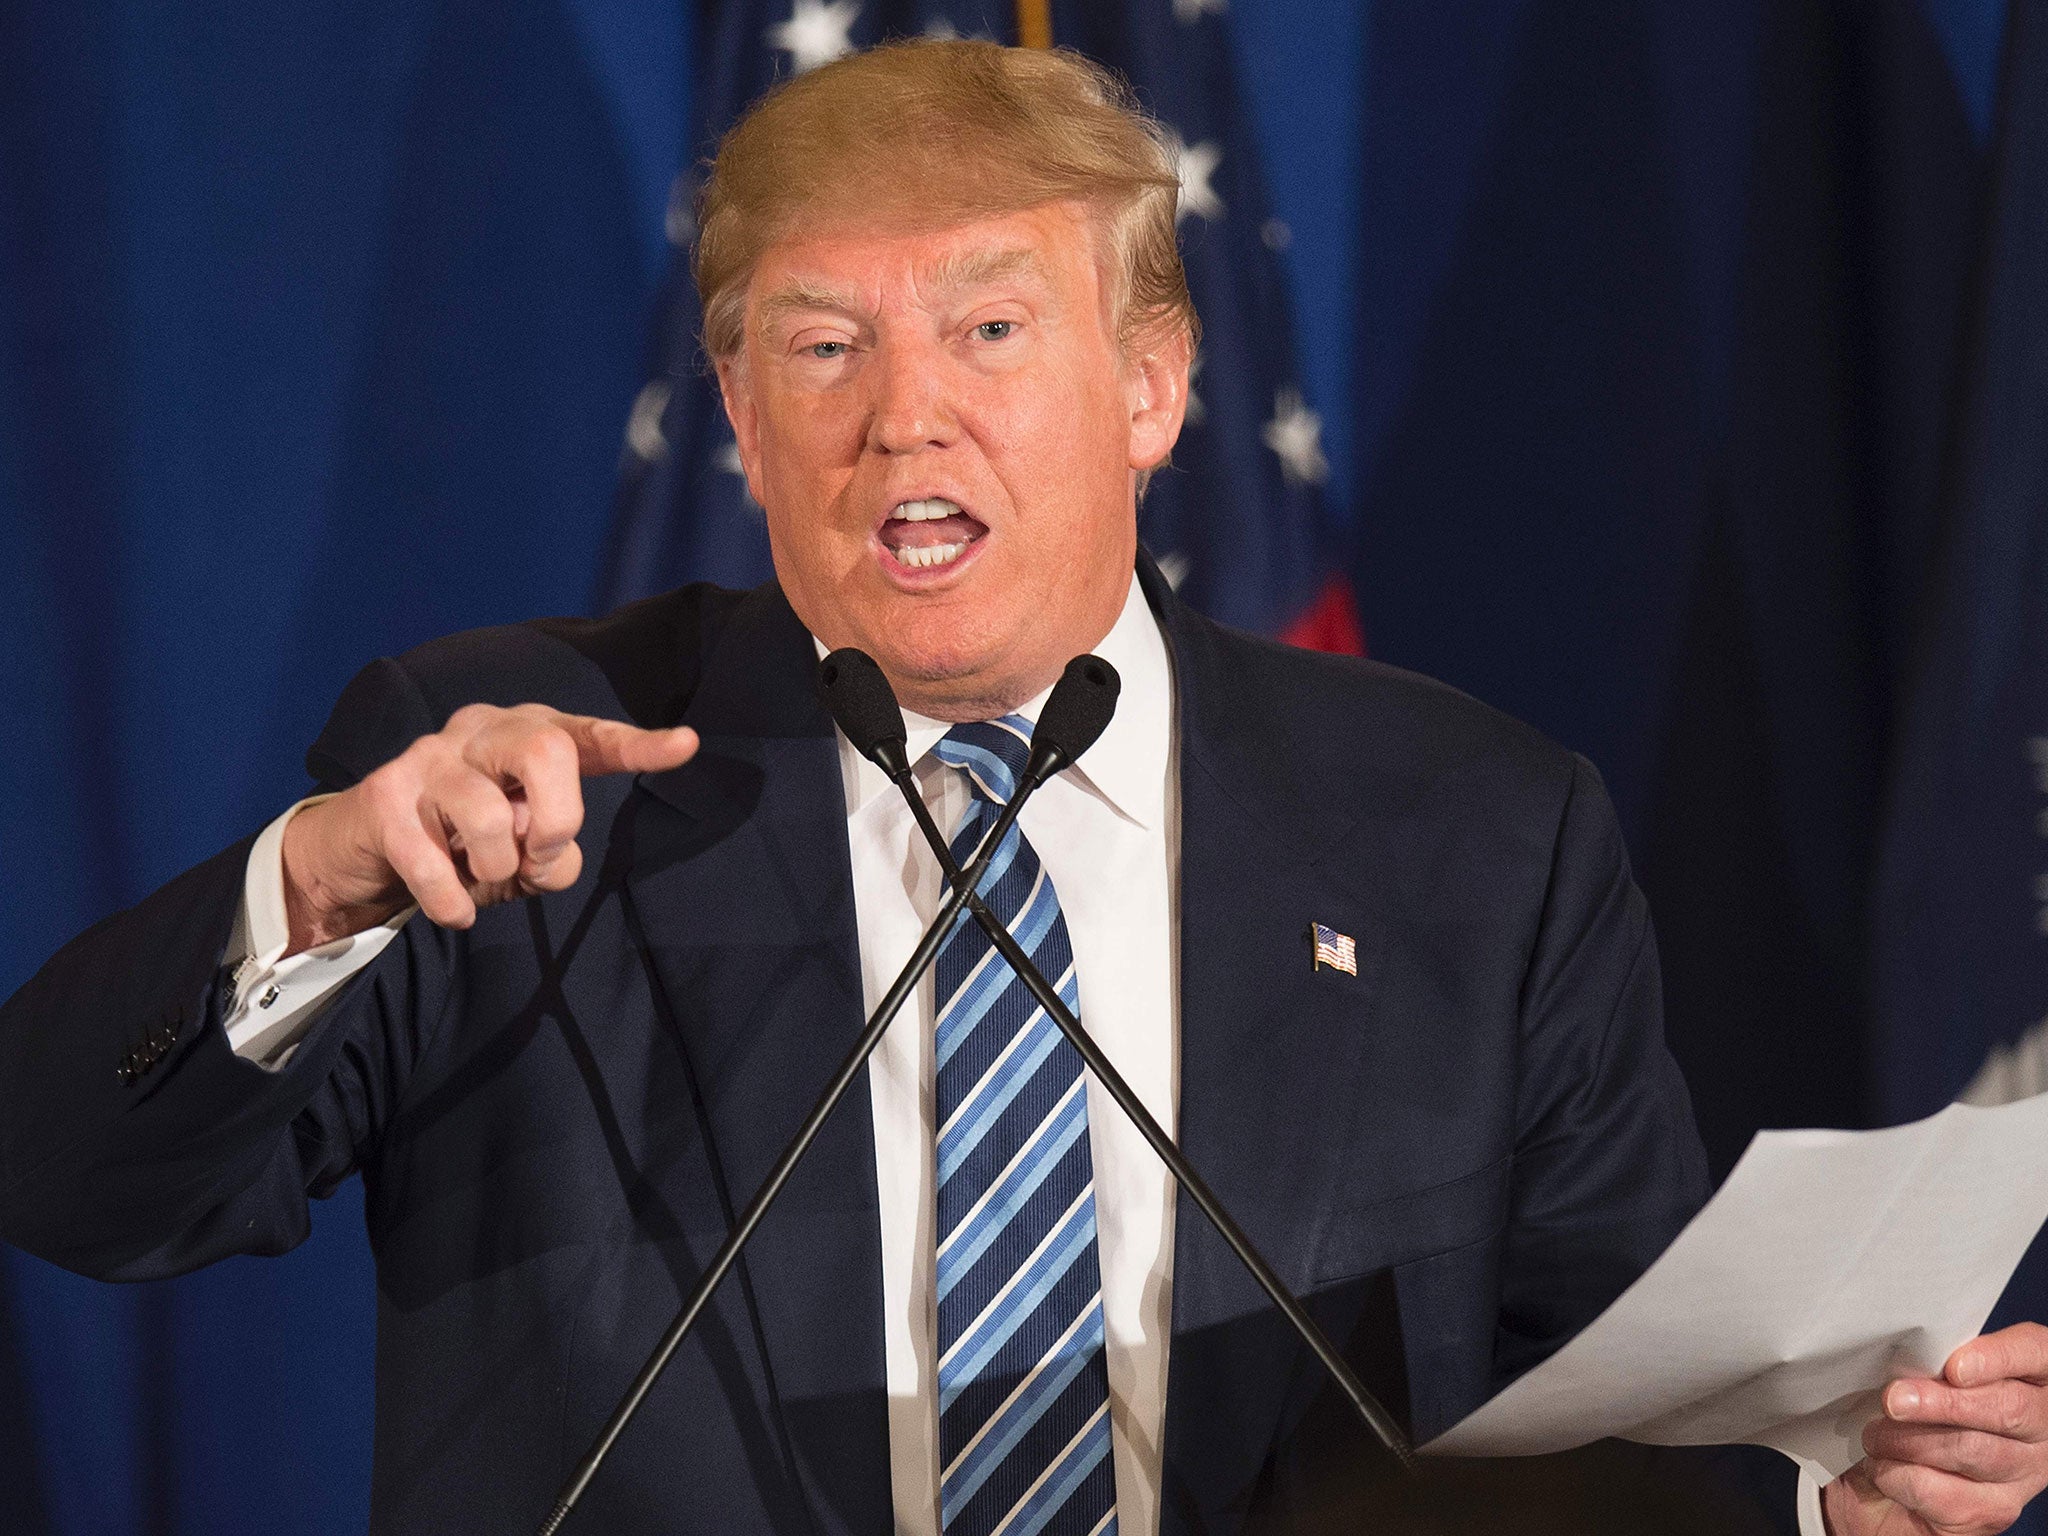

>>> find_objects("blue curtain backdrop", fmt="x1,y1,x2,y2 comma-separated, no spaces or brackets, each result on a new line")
0,2,2035,1532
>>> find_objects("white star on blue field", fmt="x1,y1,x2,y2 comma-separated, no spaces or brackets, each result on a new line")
1262,388,1328,486
767,0,860,72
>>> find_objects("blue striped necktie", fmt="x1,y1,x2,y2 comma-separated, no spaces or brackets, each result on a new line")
930,717,1118,1536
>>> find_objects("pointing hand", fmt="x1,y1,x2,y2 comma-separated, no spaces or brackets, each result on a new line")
279,703,698,953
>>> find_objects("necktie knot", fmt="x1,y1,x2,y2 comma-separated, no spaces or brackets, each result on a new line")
932,716,1034,807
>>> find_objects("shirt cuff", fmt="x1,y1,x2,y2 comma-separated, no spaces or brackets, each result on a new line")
1797,1465,1828,1536
221,795,414,1069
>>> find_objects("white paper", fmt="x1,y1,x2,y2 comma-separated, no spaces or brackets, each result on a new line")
1424,1094,2048,1484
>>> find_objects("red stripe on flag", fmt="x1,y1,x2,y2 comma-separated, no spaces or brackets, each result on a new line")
1279,573,1366,656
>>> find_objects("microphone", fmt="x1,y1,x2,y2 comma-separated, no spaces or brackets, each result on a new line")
824,648,1417,1472
815,648,914,777
1021,652,1121,785
537,655,1115,1534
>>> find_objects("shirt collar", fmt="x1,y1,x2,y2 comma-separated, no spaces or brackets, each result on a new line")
825,572,1173,829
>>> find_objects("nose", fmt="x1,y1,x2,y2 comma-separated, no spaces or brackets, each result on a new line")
865,336,956,456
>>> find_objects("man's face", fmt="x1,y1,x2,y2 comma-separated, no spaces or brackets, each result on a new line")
718,200,1188,721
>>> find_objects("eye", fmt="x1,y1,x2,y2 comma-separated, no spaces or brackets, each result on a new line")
807,340,850,360
975,320,1014,342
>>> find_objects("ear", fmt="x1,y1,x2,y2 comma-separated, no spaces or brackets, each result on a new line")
1124,323,1192,473
714,356,770,506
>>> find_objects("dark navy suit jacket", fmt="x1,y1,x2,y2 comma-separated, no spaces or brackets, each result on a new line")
0,557,1710,1533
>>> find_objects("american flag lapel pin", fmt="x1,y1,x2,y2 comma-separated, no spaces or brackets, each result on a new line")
1310,922,1358,976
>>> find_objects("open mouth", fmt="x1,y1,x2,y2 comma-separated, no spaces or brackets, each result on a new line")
877,498,988,572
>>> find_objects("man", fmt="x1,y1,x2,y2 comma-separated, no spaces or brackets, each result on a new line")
3,39,2045,1536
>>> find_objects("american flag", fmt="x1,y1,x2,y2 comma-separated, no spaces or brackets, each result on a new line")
1311,922,1357,976
594,0,1360,654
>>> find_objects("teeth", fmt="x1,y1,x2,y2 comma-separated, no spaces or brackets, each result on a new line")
885,498,972,570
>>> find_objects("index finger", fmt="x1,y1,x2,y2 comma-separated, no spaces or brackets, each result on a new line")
1883,1374,2048,1442
551,713,700,777
1949,1324,2048,1390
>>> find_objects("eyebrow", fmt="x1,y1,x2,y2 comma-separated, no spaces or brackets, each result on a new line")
923,245,1051,296
752,245,1054,341
754,281,866,338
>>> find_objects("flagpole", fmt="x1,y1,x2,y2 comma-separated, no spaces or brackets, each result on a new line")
1015,0,1051,48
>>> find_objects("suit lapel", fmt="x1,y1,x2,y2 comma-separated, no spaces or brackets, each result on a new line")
1144,558,1391,1532
618,582,891,1535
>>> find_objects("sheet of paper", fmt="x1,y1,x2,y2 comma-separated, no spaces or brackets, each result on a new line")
1424,1093,2048,1484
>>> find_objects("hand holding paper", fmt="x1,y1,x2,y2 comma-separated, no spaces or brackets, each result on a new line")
1821,1323,2048,1536
1424,1096,2048,1534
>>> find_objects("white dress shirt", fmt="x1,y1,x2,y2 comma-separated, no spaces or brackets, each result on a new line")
219,575,1822,1535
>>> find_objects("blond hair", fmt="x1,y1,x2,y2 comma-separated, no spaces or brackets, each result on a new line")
695,39,1199,363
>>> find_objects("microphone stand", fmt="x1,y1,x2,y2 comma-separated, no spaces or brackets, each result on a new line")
885,769,1417,1472
536,781,1046,1535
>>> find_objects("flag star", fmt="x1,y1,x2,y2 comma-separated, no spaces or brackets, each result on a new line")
1262,387,1328,486
923,17,958,38
625,380,671,462
1184,351,1207,426
1172,0,1227,20
1167,130,1224,224
1156,551,1192,591
767,0,860,73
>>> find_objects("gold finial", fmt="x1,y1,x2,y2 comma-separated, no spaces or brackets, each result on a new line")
1015,0,1052,49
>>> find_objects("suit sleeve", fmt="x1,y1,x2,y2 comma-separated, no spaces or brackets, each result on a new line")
1493,752,1711,1386
0,656,456,1281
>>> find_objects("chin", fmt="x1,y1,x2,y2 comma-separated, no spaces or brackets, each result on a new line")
876,642,989,698
870,631,1041,722
869,606,1002,683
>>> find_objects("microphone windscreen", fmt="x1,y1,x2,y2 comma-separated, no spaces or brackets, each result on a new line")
817,648,908,770
1031,655,1121,771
